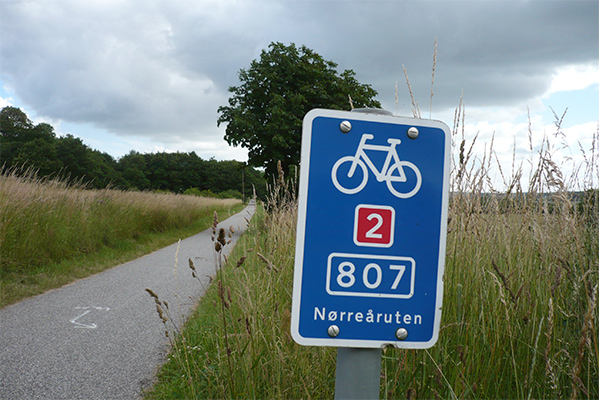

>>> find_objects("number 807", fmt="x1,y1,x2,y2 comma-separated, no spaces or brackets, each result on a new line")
326,253,415,299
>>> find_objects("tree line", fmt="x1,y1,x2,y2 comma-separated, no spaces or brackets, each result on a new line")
0,106,266,199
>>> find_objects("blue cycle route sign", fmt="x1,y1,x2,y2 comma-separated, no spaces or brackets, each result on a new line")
291,108,451,348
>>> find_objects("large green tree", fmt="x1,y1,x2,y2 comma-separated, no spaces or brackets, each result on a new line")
217,42,381,178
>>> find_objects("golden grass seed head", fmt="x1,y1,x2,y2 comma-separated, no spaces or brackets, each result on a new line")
235,256,246,268
217,228,227,247
213,211,219,229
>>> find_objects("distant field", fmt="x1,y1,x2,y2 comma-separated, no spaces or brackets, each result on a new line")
0,169,243,307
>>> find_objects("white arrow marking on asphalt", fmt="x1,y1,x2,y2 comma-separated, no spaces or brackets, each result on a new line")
70,310,96,329
70,307,110,328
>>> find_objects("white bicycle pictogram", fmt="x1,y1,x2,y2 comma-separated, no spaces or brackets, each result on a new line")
331,133,422,198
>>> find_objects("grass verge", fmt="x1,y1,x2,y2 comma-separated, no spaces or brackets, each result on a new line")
0,169,244,308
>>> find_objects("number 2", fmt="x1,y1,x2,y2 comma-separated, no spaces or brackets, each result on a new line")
365,213,383,239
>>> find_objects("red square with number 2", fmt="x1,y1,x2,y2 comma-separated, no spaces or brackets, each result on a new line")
354,204,395,248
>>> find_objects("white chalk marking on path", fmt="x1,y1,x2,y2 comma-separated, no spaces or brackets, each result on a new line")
70,306,110,329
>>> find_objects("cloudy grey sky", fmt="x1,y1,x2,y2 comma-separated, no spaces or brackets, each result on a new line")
1,0,598,189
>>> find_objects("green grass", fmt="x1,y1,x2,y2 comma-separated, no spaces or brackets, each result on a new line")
0,206,243,307
0,169,244,307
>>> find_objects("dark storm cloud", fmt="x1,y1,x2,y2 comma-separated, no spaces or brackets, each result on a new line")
0,0,597,142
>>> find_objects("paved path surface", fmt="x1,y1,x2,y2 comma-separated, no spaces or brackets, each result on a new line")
0,203,255,399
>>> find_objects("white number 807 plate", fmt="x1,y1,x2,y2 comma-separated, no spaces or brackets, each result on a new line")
326,253,415,299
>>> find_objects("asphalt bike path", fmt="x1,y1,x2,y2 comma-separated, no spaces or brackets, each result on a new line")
0,203,255,399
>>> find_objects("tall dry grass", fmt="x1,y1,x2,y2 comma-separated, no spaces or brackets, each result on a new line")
399,99,599,400
0,168,241,272
0,168,242,306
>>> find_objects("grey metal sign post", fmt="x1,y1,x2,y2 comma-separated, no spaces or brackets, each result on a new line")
291,108,451,398
334,347,381,399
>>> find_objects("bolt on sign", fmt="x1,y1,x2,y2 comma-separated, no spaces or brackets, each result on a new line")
291,109,451,348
